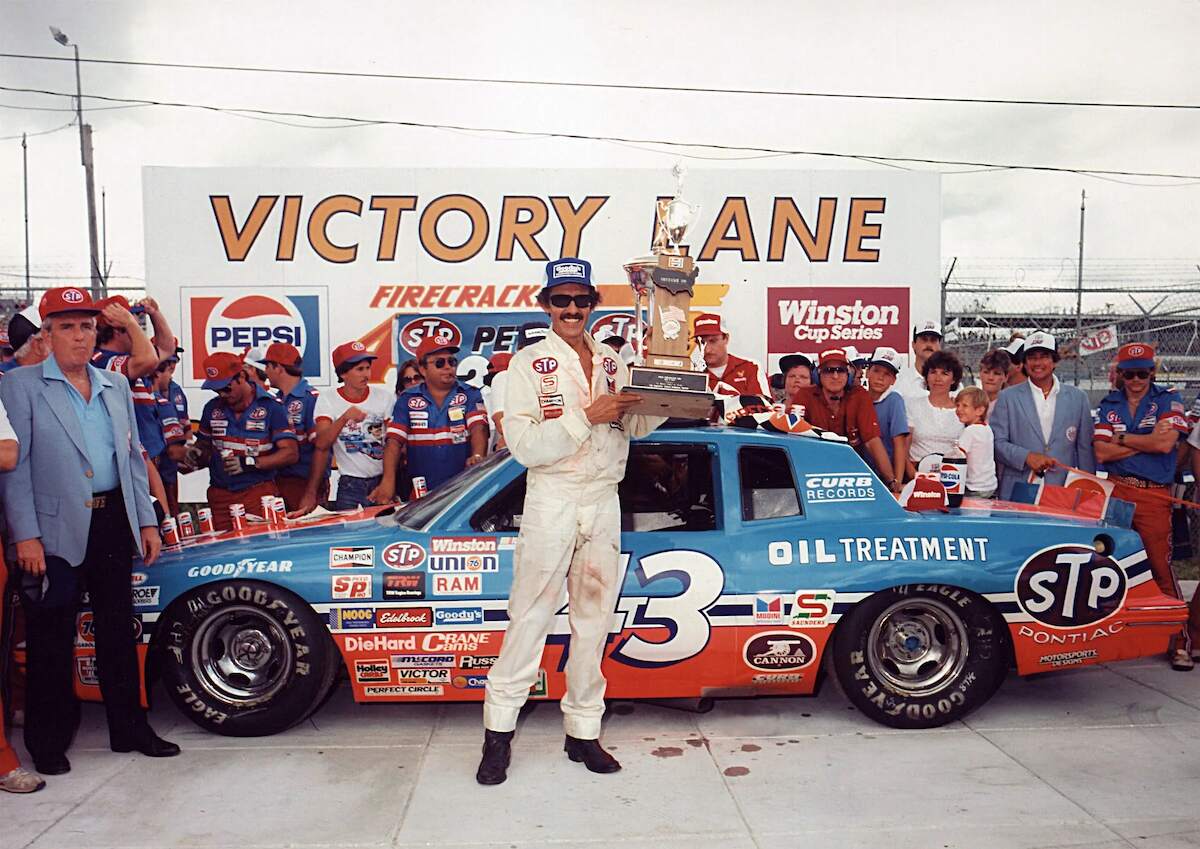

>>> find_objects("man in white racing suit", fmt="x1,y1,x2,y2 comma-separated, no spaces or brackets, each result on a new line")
477,258,665,785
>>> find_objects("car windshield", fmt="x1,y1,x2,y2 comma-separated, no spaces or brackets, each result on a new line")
392,451,511,531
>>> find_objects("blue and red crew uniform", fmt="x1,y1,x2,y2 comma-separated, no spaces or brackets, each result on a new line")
276,378,325,508
387,381,487,492
1095,379,1188,600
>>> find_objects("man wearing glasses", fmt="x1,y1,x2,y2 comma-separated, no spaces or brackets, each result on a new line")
374,337,488,503
193,352,298,531
1093,342,1192,670
476,258,664,786
792,348,900,494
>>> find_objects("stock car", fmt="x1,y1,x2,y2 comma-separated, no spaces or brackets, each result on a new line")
77,424,1187,736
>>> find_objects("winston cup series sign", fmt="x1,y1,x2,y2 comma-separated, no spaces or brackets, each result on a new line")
143,167,940,388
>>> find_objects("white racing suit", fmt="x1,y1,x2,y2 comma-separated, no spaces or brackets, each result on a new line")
484,329,665,739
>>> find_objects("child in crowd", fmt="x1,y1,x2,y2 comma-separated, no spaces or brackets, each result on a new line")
865,347,910,479
954,386,996,498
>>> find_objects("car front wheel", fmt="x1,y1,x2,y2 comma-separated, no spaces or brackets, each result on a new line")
832,586,1007,729
157,581,339,737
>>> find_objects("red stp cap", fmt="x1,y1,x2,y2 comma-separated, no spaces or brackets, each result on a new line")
332,340,376,371
414,335,458,362
488,352,513,371
1116,342,1155,371
263,342,302,367
39,287,101,320
692,313,728,338
201,352,245,391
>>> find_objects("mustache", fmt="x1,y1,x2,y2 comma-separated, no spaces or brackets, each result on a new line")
560,312,584,320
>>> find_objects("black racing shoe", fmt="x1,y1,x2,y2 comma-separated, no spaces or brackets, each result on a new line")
564,735,621,774
476,730,514,785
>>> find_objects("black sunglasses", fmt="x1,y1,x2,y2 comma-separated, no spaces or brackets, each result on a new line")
1120,369,1152,380
548,293,598,309
820,366,848,375
425,356,457,369
215,374,242,394
401,373,422,385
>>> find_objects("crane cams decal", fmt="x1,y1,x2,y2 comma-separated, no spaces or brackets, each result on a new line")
1014,544,1127,629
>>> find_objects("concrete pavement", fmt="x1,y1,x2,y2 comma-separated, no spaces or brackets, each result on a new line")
5,654,1200,849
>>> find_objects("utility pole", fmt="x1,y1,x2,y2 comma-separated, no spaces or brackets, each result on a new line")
51,27,104,300
940,256,957,330
22,133,31,305
1074,190,1085,385
101,186,108,281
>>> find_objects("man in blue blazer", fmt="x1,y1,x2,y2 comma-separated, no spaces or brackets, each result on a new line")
991,331,1095,500
2,287,177,776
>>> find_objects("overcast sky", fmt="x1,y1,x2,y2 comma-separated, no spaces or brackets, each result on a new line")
1,0,1197,293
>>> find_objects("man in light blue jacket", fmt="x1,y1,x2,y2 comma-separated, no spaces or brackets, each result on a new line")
990,331,1095,500
2,287,177,777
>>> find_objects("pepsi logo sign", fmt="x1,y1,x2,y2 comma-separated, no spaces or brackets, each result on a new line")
382,541,427,571
63,289,85,304
532,357,558,375
400,318,462,355
186,289,326,386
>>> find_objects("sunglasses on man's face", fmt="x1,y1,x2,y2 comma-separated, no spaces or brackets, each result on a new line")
425,356,457,369
820,366,848,375
548,293,597,309
1120,369,1152,380
215,375,242,395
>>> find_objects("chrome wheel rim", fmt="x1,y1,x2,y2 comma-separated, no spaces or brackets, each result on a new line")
866,597,968,697
191,604,293,704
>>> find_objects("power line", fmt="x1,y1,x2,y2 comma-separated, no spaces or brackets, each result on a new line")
2,51,1198,111
0,120,75,141
2,83,1199,181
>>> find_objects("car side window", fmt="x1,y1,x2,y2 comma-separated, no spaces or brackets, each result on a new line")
471,474,526,533
738,446,802,521
618,446,717,532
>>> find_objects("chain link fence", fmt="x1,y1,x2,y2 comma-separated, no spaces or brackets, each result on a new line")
942,259,1200,403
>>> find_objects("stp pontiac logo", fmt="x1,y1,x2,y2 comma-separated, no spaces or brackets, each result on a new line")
399,318,462,356
382,541,427,571
185,287,328,386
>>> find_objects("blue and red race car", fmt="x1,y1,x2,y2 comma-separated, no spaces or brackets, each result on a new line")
74,424,1187,736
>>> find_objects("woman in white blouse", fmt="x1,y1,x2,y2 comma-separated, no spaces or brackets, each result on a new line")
905,350,965,480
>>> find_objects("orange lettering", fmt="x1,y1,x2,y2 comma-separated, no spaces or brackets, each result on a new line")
211,195,277,262
370,196,418,262
768,197,836,262
844,197,886,262
698,197,758,261
276,196,302,261
550,196,608,258
420,195,489,263
307,195,362,264
496,196,550,261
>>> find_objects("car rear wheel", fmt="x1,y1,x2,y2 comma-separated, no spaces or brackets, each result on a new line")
157,581,339,737
832,586,1007,729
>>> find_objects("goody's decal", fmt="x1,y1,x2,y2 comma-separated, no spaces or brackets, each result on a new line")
183,287,329,386
391,310,637,360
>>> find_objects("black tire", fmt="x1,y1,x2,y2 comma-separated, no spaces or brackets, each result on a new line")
831,585,1007,729
156,580,339,737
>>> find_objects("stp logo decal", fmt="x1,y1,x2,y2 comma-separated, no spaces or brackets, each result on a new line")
588,312,637,342
1126,344,1147,358
743,632,815,671
382,541,427,571
249,406,267,419
1014,544,1127,629
532,357,558,374
184,287,328,386
603,357,617,375
408,396,428,410
399,318,462,356
62,288,85,304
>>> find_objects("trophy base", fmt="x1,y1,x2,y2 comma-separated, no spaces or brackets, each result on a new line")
622,386,716,419
629,364,709,393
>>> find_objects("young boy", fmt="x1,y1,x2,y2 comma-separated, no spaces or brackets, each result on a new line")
954,386,997,498
866,347,910,480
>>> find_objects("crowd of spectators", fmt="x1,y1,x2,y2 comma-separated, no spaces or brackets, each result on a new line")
3,281,1200,795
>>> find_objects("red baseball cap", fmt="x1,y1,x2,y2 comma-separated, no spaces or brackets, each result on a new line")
414,335,459,362
487,352,513,372
263,342,302,368
94,294,134,325
1116,342,1155,370
818,348,850,367
201,352,245,391
332,340,377,372
692,313,728,338
902,476,949,512
39,287,101,320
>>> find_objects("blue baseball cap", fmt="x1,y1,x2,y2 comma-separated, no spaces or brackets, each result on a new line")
543,258,593,289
